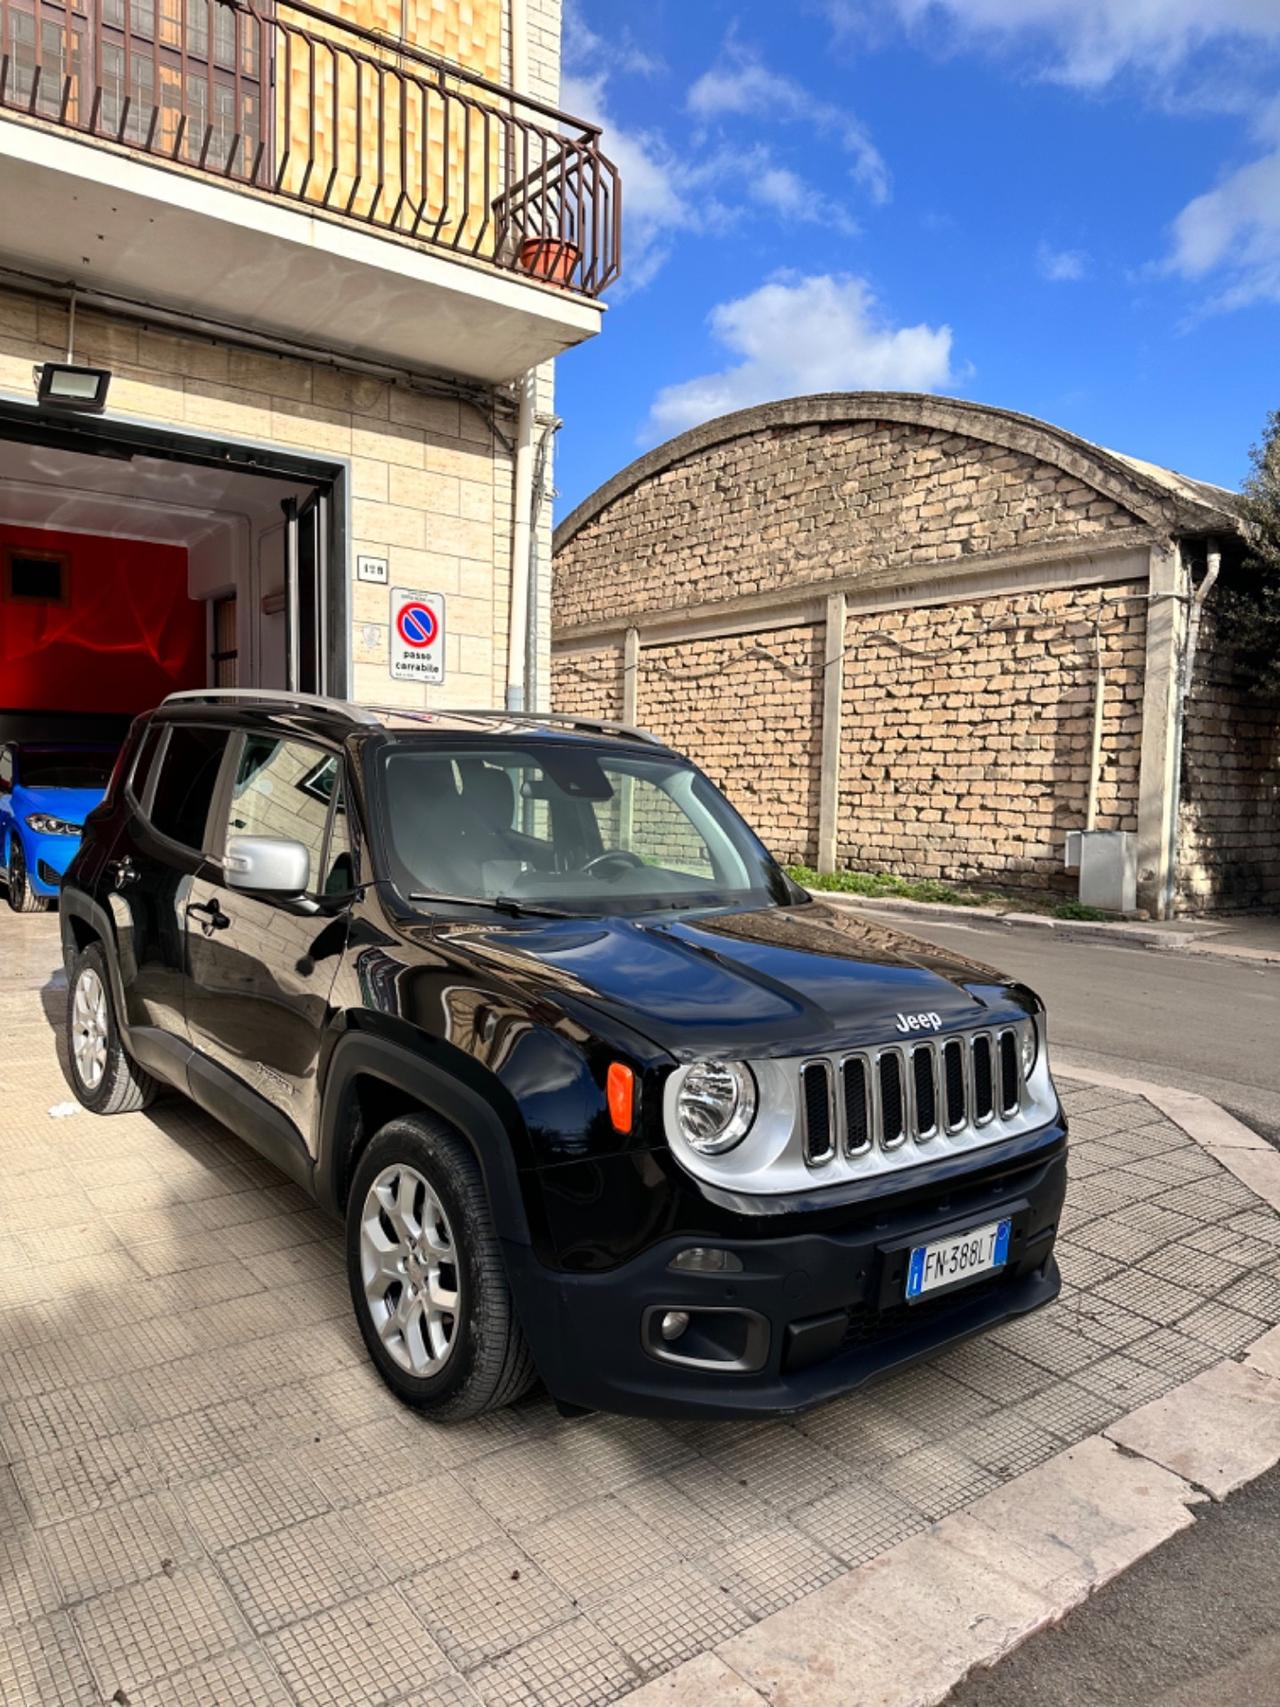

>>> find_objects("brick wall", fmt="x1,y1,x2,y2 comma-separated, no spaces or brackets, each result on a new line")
838,583,1147,895
1177,606,1280,913
553,419,1142,631
552,626,825,867
0,286,513,709
554,646,625,721
551,588,1146,893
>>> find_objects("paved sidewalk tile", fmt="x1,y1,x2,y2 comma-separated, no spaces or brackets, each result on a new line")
0,920,1276,1707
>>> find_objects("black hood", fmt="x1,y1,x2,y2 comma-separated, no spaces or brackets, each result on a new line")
448,898,1034,1060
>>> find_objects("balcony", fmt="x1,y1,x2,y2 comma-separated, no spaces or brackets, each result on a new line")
0,0,621,382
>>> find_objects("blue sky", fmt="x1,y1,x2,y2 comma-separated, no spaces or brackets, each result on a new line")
552,0,1280,518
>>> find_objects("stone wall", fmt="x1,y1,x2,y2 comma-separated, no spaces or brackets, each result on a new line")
838,583,1147,895
0,285,513,709
1177,605,1280,912
553,418,1143,632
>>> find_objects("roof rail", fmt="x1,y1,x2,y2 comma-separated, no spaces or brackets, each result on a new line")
160,689,382,725
363,707,667,746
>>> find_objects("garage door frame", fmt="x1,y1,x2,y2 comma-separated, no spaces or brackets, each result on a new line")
0,394,351,696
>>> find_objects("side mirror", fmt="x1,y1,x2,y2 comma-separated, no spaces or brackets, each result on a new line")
224,835,310,897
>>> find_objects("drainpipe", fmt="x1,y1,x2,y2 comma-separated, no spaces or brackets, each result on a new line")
505,0,533,713
1166,536,1221,915
1085,617,1104,832
506,373,537,712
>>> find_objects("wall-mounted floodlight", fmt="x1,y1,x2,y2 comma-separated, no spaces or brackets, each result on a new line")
33,362,112,414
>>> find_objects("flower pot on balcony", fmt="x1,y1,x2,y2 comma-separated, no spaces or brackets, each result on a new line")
517,237,580,287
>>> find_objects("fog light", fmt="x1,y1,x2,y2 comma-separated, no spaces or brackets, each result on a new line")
669,1247,743,1274
659,1310,690,1342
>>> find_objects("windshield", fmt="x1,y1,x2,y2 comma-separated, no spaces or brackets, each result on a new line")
18,747,116,789
375,739,795,916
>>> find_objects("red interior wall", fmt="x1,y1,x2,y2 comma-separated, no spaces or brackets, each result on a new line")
0,524,205,715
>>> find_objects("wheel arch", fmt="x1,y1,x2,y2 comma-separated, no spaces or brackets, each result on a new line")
317,1033,533,1246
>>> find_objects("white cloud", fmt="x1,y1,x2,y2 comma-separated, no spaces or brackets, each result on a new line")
688,42,890,204
739,154,861,236
644,274,955,440
1037,243,1089,281
881,0,1280,87
1167,146,1280,308
564,0,664,80
561,69,700,293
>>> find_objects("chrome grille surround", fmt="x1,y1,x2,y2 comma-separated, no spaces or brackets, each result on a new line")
663,1017,1054,1198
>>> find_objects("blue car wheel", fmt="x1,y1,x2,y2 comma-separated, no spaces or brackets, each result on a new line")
6,837,51,914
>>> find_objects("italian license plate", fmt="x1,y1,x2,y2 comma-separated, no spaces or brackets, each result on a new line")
906,1218,1011,1301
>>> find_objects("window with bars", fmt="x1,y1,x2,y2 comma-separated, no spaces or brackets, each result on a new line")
4,0,266,174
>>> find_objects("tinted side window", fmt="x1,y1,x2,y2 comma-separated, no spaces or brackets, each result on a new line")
149,726,230,850
228,736,335,893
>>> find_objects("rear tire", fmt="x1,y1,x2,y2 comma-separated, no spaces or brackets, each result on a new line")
6,840,51,913
66,943,159,1114
346,1114,536,1422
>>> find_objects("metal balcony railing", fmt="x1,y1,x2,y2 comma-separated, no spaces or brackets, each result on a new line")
0,0,622,296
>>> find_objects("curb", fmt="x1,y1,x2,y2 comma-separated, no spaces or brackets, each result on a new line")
808,890,1280,964
618,1073,1280,1707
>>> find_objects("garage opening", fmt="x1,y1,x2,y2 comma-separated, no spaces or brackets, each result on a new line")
0,401,345,748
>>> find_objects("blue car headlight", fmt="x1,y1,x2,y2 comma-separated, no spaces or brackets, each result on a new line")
25,813,81,837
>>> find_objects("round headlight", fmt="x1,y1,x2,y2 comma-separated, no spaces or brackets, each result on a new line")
676,1061,757,1155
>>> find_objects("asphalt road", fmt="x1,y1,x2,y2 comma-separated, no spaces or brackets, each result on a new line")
881,914,1280,1145
945,1463,1280,1707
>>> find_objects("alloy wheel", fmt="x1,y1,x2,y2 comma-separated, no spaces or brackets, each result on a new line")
71,966,109,1091
359,1163,460,1377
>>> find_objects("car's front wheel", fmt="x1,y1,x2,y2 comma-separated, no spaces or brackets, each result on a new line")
346,1114,536,1422
66,943,159,1114
6,839,51,913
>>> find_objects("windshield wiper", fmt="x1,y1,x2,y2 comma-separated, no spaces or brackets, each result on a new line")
407,892,576,920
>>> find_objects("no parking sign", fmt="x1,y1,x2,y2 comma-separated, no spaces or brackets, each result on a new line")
389,587,446,684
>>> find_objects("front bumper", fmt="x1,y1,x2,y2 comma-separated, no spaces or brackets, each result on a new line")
23,830,81,895
507,1141,1066,1419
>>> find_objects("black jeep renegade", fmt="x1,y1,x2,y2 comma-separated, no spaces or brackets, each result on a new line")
60,690,1066,1422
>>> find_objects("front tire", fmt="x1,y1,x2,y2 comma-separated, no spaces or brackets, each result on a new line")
346,1114,536,1422
7,839,51,913
66,943,159,1114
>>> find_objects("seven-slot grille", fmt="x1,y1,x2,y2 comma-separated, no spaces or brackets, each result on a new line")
804,1025,1030,1166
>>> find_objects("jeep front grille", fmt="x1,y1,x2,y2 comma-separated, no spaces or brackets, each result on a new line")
664,1017,1050,1198
812,1025,1032,1165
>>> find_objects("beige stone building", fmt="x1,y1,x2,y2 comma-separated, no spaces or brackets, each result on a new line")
0,0,619,736
552,394,1278,917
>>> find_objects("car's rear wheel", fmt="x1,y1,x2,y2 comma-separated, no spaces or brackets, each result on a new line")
66,943,159,1114
346,1114,536,1421
6,840,51,913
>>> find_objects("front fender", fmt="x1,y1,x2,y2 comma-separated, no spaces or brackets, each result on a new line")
316,1029,534,1245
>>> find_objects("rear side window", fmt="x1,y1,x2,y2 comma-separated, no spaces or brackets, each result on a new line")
149,725,230,850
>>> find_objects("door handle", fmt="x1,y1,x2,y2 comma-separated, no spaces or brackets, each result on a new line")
107,857,138,888
186,898,230,935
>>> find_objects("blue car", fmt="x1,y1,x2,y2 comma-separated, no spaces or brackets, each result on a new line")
0,742,118,913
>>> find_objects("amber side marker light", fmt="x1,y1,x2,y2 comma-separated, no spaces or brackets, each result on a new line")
607,1063,635,1133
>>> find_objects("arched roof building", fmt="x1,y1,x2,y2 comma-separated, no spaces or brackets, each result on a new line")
552,394,1273,916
